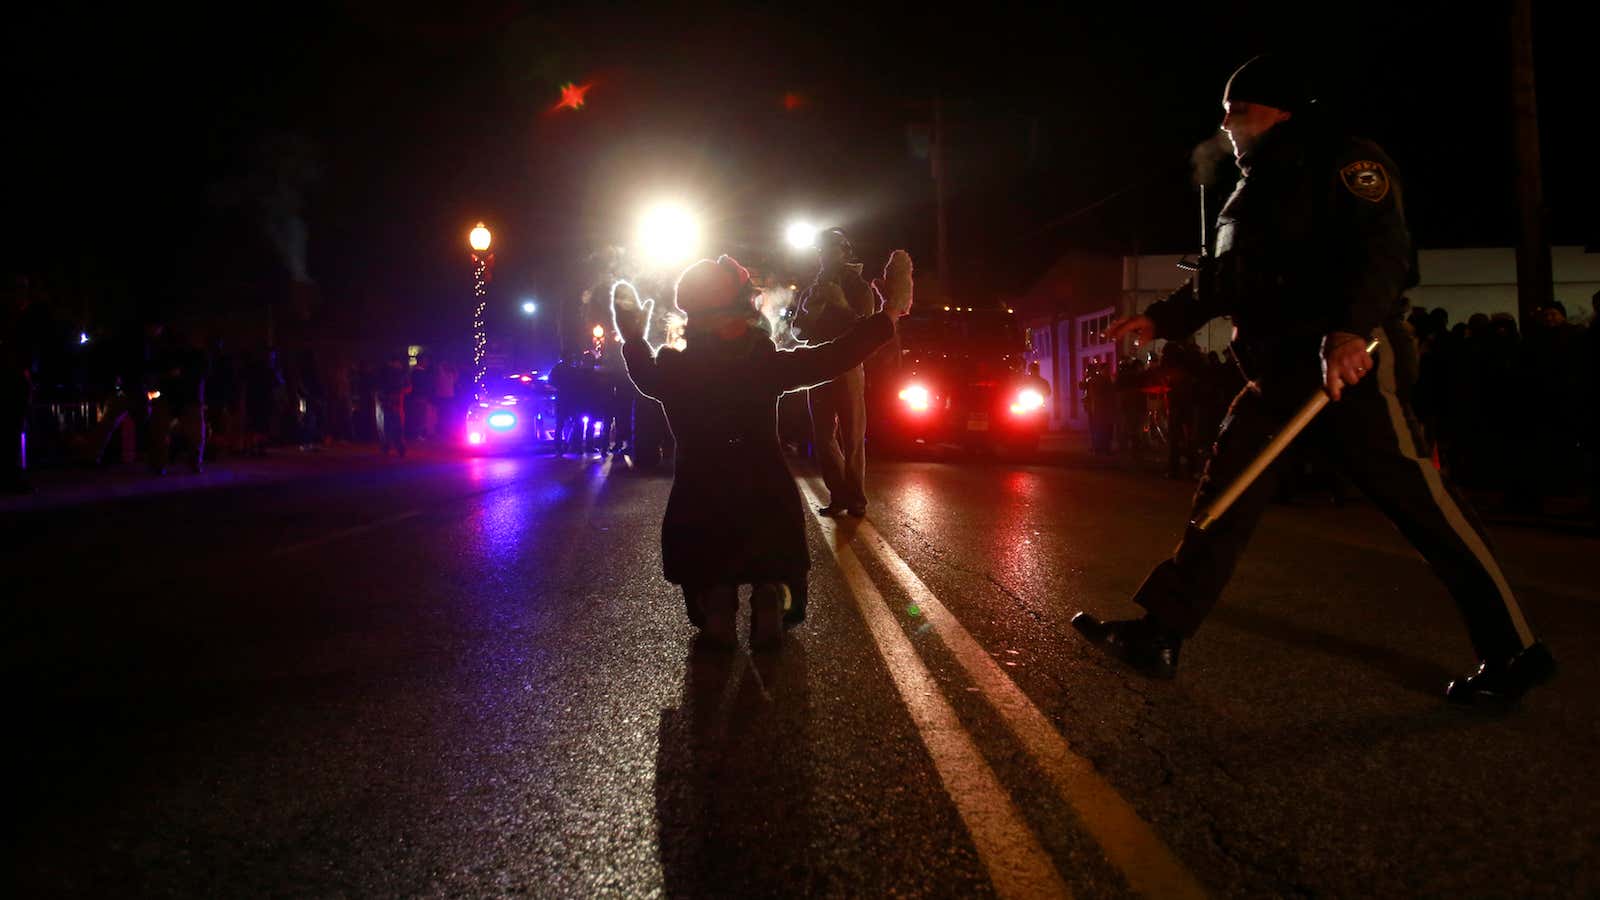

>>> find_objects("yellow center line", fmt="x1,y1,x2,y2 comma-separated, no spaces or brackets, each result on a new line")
803,477,1207,899
802,480,1072,899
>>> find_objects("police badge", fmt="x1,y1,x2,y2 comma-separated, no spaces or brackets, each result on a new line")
1340,160,1390,202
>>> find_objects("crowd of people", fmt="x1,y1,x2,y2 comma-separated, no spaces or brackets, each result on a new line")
1080,292,1600,521
547,348,670,465
1081,342,1245,479
1,274,474,491
1408,296,1597,517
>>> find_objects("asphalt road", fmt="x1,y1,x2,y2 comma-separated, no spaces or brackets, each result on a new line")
5,448,1597,897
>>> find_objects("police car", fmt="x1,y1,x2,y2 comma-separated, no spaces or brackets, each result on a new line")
462,371,557,454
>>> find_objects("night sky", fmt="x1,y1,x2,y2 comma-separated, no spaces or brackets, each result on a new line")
5,2,1593,348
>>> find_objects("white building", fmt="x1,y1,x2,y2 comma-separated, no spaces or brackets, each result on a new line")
1125,245,1600,345
1020,246,1598,431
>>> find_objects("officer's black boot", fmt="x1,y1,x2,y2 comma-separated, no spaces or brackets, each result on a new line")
1446,642,1557,707
1070,612,1183,679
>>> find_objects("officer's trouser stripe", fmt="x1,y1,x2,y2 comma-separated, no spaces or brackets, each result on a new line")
1372,331,1535,648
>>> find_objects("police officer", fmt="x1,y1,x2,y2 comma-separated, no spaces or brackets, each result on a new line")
377,354,410,457
1071,55,1555,705
792,228,876,516
1082,358,1117,456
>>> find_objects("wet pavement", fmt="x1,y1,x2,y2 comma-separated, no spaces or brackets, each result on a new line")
5,447,1597,896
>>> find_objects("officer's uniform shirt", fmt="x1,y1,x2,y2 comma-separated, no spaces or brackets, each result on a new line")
1144,116,1418,383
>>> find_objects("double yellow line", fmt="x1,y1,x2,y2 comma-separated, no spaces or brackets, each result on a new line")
799,477,1206,900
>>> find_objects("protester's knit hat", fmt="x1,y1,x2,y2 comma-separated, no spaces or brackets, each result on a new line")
674,255,758,319
1223,54,1314,112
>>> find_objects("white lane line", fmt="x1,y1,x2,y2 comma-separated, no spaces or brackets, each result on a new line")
802,482,1072,899
271,508,424,558
802,477,1206,899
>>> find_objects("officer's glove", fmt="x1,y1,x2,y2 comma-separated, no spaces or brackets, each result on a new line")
610,280,653,344
873,249,914,319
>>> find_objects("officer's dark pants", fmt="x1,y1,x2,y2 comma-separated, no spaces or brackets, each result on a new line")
1088,404,1114,455
632,394,668,466
81,395,141,465
3,381,27,488
148,398,206,471
379,395,406,455
1166,400,1196,477
1134,333,1536,662
609,380,633,449
810,365,867,509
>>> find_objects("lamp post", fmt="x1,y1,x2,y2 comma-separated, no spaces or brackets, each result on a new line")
469,222,493,395
521,299,538,370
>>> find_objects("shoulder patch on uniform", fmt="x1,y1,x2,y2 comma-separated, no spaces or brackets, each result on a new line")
1340,160,1390,202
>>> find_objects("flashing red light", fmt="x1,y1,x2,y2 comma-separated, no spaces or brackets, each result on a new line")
898,384,931,412
783,91,808,111
520,375,532,383
554,82,592,112
468,431,485,445
1009,388,1045,416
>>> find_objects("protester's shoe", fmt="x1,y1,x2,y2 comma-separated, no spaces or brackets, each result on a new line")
750,583,789,651
695,586,738,651
682,588,706,628
817,504,847,517
845,506,867,518
1446,642,1557,706
1070,612,1182,679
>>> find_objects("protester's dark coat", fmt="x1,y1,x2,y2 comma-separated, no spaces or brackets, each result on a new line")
622,312,894,587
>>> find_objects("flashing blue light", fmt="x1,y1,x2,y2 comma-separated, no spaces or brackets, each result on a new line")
79,332,90,345
487,411,517,430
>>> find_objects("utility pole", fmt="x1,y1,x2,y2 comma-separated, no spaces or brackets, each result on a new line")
932,96,951,291
1510,0,1552,332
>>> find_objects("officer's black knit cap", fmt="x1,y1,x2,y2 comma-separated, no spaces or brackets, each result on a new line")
1223,54,1313,112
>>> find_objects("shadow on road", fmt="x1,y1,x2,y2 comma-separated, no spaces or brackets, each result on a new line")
1212,605,1455,697
655,638,813,898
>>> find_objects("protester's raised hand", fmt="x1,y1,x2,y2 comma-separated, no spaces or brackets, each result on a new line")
878,249,914,320
610,280,652,343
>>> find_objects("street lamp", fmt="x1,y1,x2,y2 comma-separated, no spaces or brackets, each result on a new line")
636,203,700,268
470,223,492,252
785,220,818,251
519,299,538,371
469,222,494,394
